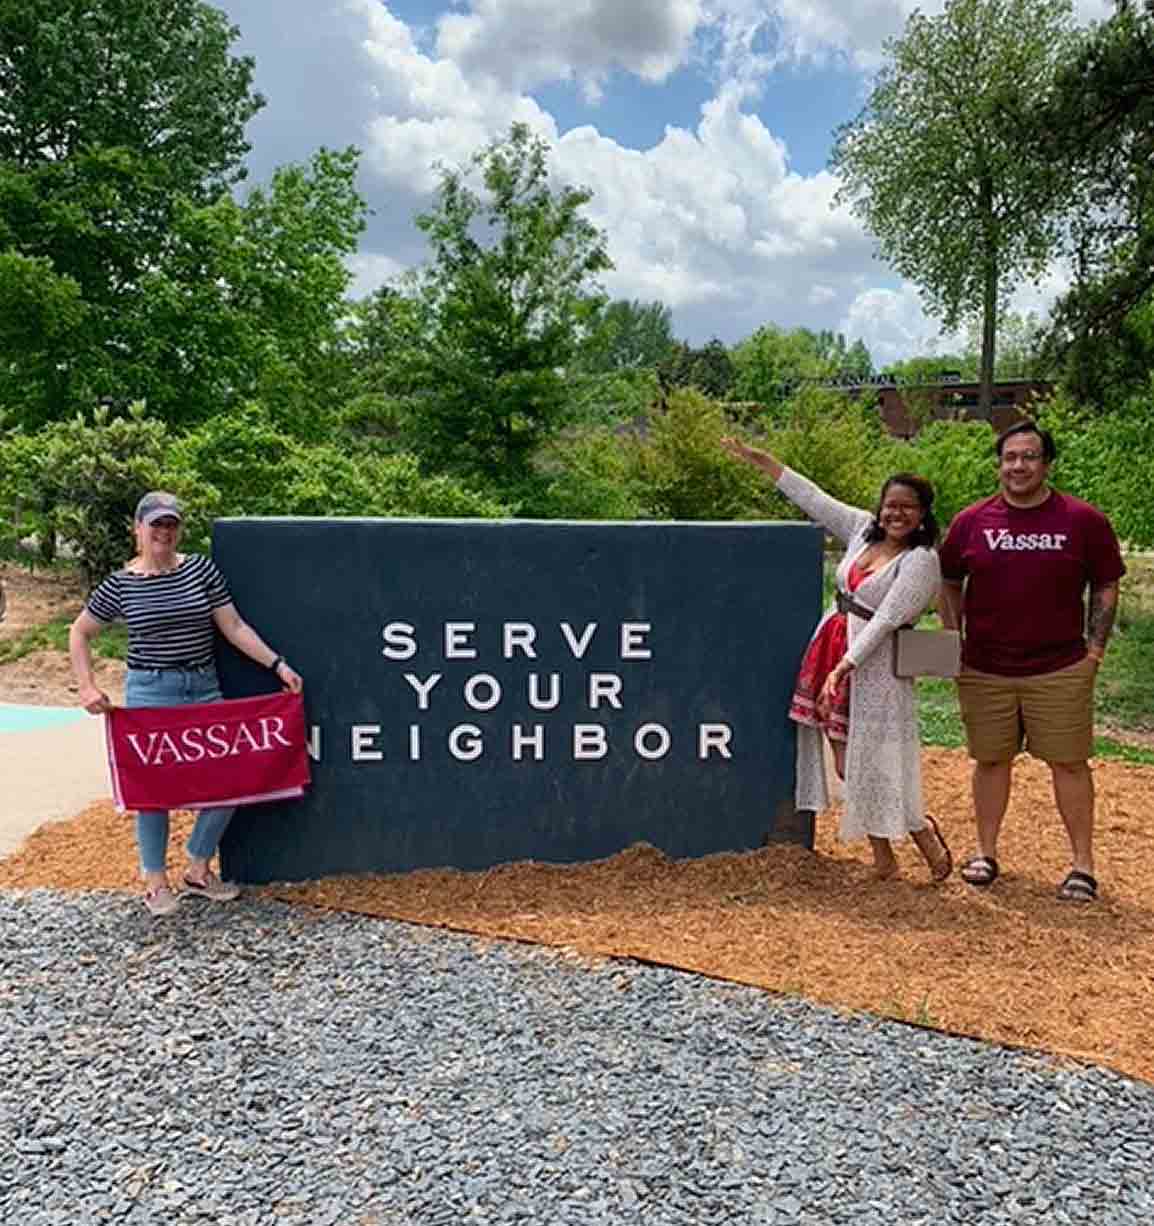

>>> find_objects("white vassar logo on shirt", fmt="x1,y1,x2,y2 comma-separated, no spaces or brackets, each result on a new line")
982,528,1068,551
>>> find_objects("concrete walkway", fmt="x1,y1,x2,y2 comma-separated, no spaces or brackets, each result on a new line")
0,704,111,856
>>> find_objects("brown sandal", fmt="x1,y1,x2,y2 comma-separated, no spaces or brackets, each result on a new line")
921,814,953,882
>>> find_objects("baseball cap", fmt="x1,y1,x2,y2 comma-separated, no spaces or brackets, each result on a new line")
135,491,184,526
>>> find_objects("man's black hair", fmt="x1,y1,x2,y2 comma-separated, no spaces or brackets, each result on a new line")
995,419,1056,462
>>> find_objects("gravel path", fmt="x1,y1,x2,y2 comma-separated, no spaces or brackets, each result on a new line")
3,891,1152,1226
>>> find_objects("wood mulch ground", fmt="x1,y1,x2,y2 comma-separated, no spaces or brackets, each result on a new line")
4,749,1154,1084
4,564,1153,1082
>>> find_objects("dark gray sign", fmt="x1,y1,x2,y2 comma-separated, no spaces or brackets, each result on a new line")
213,519,822,883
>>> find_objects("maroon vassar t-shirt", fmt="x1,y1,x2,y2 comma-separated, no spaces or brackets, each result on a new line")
939,491,1125,677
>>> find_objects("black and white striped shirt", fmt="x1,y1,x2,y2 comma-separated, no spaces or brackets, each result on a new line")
87,554,233,669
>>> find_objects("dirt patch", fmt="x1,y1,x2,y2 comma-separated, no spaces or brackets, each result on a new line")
0,563,84,640
4,748,1154,1084
0,649,124,706
0,565,125,705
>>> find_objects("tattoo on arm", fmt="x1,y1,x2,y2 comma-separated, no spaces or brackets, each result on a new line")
1087,582,1120,653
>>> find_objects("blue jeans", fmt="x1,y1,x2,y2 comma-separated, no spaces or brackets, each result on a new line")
124,666,235,874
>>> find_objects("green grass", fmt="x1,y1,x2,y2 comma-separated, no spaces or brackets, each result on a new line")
1095,603,1154,732
0,615,128,666
916,676,967,748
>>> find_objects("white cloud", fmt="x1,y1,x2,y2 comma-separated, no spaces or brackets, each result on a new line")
346,251,407,299
837,260,1074,369
353,0,559,192
436,0,704,100
1005,263,1073,323
769,0,1114,70
337,0,1093,360
555,91,874,344
349,5,876,340
838,285,944,368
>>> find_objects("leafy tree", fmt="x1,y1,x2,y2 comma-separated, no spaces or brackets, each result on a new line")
809,329,874,378
831,0,1078,417
399,123,612,483
1027,2,1154,404
0,0,263,426
514,426,647,521
730,326,837,409
126,147,365,436
576,299,677,373
844,338,874,379
882,355,971,383
344,287,429,396
531,369,660,437
1053,295,1154,408
658,339,736,400
959,311,1049,379
0,254,88,422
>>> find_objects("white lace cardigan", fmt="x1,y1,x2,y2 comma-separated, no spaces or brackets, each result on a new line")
777,468,941,841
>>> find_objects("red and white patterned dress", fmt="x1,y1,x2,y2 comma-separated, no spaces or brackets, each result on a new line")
788,560,868,743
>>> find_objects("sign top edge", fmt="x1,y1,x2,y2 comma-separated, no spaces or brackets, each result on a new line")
213,517,820,528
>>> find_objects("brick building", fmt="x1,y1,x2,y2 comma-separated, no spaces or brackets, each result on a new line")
846,375,1054,438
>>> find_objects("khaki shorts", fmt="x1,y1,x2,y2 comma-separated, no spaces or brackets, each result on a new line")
956,656,1096,764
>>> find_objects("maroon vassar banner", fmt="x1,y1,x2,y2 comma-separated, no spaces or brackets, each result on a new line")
105,691,310,812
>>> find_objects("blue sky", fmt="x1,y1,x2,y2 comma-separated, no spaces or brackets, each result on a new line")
214,0,1110,365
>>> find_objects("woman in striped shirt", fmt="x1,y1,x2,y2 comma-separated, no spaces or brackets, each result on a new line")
69,491,303,917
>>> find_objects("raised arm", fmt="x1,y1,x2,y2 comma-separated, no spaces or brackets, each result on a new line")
720,437,784,481
720,437,871,545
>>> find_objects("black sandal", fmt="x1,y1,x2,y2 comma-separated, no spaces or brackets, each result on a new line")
922,814,953,882
960,855,999,887
1057,870,1098,903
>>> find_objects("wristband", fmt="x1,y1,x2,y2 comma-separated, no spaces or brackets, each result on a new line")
269,655,284,673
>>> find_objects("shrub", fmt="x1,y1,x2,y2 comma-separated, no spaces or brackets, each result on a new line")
3,405,215,587
625,388,782,520
891,418,999,529
566,368,661,428
0,429,50,561
759,388,892,515
530,426,647,520
1038,384,1154,548
170,404,297,517
174,403,508,521
282,449,507,519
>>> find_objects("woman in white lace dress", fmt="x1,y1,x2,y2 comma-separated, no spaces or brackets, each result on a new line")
722,438,952,881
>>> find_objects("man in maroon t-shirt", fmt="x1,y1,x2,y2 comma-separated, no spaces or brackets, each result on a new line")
939,421,1124,902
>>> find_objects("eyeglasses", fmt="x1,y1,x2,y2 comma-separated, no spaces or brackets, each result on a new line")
1000,450,1045,464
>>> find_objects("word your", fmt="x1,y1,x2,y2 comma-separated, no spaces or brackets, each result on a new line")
382,621,652,661
982,529,1069,552
400,672,634,712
